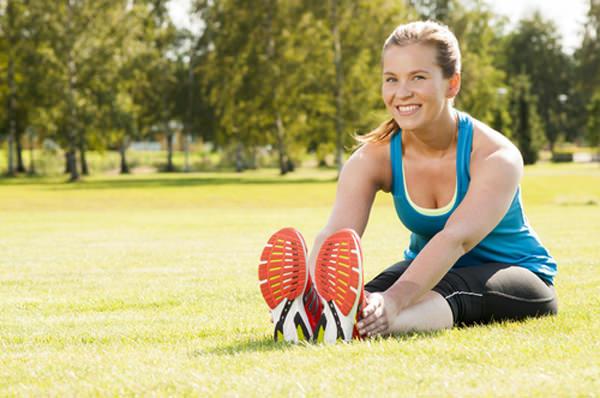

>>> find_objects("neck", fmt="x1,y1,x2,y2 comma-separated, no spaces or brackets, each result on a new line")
403,107,458,157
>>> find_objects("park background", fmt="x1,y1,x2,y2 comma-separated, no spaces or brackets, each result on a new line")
1,0,599,396
0,0,599,178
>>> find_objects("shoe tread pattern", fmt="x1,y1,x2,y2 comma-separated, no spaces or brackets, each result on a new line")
258,228,307,309
315,229,362,316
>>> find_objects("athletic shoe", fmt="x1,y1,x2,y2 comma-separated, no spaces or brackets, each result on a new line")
258,227,313,342
314,228,366,343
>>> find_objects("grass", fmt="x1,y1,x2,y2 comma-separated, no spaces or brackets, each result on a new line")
1,162,599,396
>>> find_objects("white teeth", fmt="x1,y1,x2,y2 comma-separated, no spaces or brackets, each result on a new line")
397,105,420,112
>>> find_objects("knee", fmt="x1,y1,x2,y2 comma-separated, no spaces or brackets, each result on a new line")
483,266,558,321
484,266,554,301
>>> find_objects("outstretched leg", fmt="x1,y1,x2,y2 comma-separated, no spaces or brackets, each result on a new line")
314,229,366,343
258,227,312,342
387,291,453,333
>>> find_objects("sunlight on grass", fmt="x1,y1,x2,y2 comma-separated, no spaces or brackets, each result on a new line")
1,163,599,396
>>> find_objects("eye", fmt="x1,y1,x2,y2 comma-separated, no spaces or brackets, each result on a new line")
413,75,426,81
384,76,397,83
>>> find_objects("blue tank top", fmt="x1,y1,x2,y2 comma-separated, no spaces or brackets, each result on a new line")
390,111,557,284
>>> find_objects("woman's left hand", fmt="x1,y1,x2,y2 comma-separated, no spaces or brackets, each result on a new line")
357,291,399,337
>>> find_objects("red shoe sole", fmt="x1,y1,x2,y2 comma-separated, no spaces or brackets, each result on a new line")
258,227,308,309
314,229,365,342
315,229,363,316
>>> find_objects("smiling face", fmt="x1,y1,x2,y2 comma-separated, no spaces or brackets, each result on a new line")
382,43,460,132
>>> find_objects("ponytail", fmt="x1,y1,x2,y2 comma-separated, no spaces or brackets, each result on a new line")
354,118,399,145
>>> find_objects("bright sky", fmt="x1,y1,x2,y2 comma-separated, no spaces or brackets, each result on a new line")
167,0,589,53
487,0,589,53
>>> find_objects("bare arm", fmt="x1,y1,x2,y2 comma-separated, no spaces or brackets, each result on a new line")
307,143,386,280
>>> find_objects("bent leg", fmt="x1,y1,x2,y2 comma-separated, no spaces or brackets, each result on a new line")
436,264,558,325
479,265,557,323
364,260,558,333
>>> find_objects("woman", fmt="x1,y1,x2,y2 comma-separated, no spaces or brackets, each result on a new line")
258,20,557,344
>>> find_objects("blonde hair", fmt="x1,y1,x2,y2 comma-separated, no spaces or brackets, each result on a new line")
356,20,461,144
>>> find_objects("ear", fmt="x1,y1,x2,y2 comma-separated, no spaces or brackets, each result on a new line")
446,73,461,98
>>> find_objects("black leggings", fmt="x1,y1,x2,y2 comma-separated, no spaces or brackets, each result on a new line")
365,261,558,325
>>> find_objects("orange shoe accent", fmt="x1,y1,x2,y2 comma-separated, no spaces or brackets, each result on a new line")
258,228,308,310
315,229,363,317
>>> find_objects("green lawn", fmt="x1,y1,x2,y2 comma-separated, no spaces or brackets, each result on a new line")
1,163,599,396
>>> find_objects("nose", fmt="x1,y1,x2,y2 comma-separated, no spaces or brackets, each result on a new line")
394,81,414,99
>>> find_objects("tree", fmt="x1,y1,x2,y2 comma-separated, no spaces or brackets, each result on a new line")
586,91,600,151
196,0,409,174
575,0,600,149
502,12,571,151
34,0,120,180
1,0,20,176
198,0,328,174
447,2,510,130
409,0,456,22
127,0,178,172
509,74,545,164
315,0,410,171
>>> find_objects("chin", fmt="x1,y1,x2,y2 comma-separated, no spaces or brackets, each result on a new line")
393,116,424,131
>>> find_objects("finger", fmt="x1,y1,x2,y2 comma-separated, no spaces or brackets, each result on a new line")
362,295,382,318
366,320,388,337
359,312,385,336
363,316,387,336
357,310,379,332
362,301,377,318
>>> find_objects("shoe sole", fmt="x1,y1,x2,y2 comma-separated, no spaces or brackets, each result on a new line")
314,229,364,343
258,228,312,342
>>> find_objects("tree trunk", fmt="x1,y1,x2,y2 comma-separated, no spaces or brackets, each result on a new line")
185,49,194,173
235,142,244,173
263,1,289,175
330,0,345,173
65,151,71,174
28,130,35,175
66,1,79,182
67,150,79,182
275,113,289,175
166,132,175,172
79,133,89,175
120,136,130,174
6,0,16,176
16,131,26,173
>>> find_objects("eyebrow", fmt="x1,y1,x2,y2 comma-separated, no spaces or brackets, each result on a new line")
383,69,431,75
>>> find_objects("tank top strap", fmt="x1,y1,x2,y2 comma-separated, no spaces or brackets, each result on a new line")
455,111,473,199
390,129,403,196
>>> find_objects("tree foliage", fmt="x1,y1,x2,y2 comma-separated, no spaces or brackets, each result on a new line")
575,0,600,150
1,0,599,177
502,12,572,151
509,74,545,164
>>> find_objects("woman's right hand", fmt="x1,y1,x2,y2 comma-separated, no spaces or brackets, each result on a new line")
357,290,400,337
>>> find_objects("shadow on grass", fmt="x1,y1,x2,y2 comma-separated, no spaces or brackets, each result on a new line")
195,330,447,357
41,176,338,190
192,336,285,356
0,174,62,186
0,175,337,189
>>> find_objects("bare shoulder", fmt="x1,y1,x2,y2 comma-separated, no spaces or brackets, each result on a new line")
471,119,523,176
344,139,392,192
